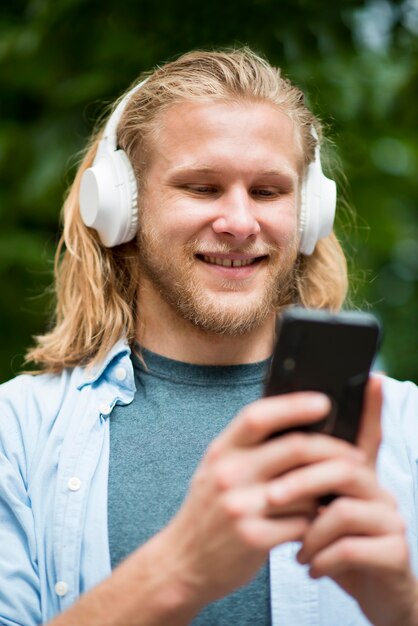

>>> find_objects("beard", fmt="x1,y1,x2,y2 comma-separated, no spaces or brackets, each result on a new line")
137,221,299,337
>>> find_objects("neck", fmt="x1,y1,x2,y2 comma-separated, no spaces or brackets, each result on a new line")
136,283,276,366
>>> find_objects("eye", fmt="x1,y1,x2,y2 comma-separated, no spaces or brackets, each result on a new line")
251,187,281,199
184,184,218,195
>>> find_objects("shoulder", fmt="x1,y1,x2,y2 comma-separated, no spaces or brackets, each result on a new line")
0,340,134,466
381,376,417,422
0,369,77,431
0,370,79,472
0,339,133,430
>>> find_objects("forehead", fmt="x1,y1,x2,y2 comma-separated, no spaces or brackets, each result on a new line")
146,99,303,176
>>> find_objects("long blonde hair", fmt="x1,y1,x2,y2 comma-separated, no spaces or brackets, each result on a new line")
26,48,348,373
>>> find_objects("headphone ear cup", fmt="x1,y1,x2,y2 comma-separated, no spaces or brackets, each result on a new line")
299,156,336,256
80,148,138,247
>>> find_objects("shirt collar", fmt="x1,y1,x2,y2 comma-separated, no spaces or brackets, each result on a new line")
77,339,133,390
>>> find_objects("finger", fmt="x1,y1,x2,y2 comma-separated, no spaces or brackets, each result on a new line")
307,534,411,580
253,432,364,480
268,457,385,507
236,515,310,551
219,484,317,518
298,497,402,564
217,393,331,449
213,433,364,489
357,375,383,465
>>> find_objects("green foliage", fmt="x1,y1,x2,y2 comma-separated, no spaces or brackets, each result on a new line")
0,0,417,382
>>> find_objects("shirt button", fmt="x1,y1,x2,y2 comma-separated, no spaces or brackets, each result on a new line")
67,477,82,492
55,581,69,596
99,402,112,416
115,366,127,381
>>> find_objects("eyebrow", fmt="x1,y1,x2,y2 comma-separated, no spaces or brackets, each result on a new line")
168,164,298,179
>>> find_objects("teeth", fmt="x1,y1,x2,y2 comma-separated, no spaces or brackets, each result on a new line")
202,255,255,267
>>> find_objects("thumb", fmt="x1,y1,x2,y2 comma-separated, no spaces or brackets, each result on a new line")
357,374,383,466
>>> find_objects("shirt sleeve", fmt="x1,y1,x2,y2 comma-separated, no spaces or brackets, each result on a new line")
0,381,42,626
379,377,418,573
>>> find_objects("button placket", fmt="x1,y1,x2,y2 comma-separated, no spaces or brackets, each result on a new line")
99,402,112,416
55,580,69,597
67,476,82,492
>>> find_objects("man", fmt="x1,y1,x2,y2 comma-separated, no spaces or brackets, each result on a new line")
1,48,418,626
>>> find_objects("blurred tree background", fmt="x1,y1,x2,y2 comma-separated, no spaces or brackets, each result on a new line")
0,0,417,383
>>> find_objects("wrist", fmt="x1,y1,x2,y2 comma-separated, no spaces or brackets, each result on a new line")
405,581,418,626
125,522,205,625
150,520,207,618
383,577,418,626
50,526,202,626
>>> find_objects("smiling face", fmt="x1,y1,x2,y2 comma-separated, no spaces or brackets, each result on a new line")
137,99,302,336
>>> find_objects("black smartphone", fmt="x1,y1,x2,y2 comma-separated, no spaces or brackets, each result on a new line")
264,307,382,444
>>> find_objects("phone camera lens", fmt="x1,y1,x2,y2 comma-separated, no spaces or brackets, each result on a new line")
283,358,295,371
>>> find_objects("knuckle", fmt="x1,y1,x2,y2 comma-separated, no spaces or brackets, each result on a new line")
332,498,355,524
236,519,263,549
284,433,310,457
213,460,237,491
312,434,353,457
337,538,359,563
338,459,361,489
381,536,411,574
219,493,242,520
240,405,264,437
205,438,224,463
191,466,209,491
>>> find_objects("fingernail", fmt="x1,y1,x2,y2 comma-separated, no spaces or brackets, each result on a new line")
297,549,307,564
309,394,331,413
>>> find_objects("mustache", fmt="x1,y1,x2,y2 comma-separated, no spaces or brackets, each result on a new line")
186,239,288,257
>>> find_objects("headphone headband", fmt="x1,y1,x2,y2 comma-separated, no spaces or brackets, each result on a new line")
79,82,336,252
101,79,148,152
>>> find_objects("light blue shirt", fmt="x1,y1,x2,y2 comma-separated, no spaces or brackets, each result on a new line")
0,339,417,626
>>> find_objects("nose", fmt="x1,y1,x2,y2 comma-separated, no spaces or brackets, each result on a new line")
212,188,261,242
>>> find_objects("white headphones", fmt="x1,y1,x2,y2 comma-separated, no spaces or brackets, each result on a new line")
79,82,336,254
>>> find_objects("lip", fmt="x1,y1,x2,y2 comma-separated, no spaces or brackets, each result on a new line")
196,252,263,261
195,253,267,279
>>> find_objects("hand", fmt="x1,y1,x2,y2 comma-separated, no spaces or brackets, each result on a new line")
291,377,418,626
158,391,366,613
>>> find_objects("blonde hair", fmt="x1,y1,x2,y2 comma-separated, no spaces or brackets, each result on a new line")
26,48,348,373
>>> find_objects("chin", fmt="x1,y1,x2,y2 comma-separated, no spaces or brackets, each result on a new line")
178,293,275,336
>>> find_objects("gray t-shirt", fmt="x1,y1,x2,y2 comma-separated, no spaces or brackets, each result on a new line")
108,347,271,625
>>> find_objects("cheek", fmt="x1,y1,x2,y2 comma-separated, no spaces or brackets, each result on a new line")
157,199,214,237
262,207,298,243
141,191,198,234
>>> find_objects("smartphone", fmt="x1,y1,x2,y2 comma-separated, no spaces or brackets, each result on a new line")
264,307,382,444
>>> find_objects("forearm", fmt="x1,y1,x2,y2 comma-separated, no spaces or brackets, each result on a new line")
385,579,418,626
48,528,201,626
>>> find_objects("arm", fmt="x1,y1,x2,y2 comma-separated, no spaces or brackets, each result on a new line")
48,531,200,626
48,391,365,625
0,452,43,626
